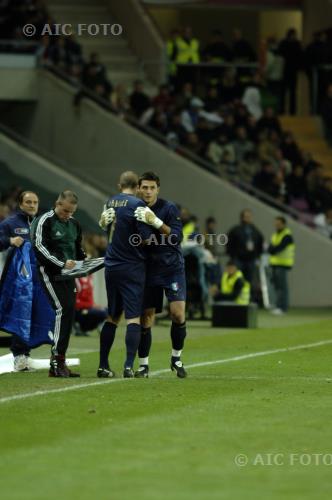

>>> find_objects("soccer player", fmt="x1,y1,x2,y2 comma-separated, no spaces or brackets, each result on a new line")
32,190,85,377
97,171,154,378
134,171,187,378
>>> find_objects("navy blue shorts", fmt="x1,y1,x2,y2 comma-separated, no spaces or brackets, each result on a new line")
105,266,145,320
143,272,186,313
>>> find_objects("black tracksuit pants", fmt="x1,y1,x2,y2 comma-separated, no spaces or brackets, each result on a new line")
39,267,76,355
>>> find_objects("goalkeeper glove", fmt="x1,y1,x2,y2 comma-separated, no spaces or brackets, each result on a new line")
134,206,163,229
99,205,115,230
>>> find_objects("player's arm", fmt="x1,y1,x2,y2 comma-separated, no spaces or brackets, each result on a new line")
0,220,24,250
268,235,293,255
134,203,182,239
214,278,244,301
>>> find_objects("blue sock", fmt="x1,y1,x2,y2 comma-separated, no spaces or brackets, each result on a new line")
125,323,141,368
138,327,152,359
99,322,117,369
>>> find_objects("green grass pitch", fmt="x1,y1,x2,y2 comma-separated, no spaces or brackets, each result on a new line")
1,309,332,500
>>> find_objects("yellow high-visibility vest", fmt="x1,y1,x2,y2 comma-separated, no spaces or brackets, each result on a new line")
221,270,250,305
175,37,200,64
269,228,295,267
182,221,196,242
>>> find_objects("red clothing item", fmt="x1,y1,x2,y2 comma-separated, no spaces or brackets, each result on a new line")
75,276,94,310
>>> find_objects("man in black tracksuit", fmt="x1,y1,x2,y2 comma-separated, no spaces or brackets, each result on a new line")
32,190,85,377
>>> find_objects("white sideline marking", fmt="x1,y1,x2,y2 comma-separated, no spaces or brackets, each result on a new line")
0,339,331,405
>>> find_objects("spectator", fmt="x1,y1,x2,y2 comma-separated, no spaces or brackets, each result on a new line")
219,68,241,104
180,97,204,133
212,260,250,305
257,130,279,164
279,28,303,114
185,132,204,157
286,165,308,204
280,131,303,165
174,82,196,108
227,209,263,285
268,216,295,315
181,207,198,242
84,52,106,79
242,74,263,119
264,37,284,112
306,165,326,211
204,86,221,112
129,80,150,119
314,208,332,238
232,28,256,62
82,52,112,98
305,32,331,111
111,83,130,115
316,177,332,212
166,112,187,146
166,28,181,87
206,132,236,175
175,26,200,86
252,161,275,193
153,84,174,110
257,107,281,135
237,151,260,184
233,126,255,163
203,29,232,63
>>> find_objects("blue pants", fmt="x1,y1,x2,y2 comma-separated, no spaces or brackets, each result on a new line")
271,266,290,312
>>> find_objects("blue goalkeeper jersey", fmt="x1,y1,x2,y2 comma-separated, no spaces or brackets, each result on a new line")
104,193,153,269
145,198,184,285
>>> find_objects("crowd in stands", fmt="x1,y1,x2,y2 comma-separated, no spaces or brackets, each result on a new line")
1,4,332,235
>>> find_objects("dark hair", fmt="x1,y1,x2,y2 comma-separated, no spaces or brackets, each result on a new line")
276,216,286,225
18,191,39,204
226,260,237,267
58,190,78,204
138,171,160,187
206,216,216,225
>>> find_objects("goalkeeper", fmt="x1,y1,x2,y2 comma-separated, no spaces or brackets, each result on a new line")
134,171,187,378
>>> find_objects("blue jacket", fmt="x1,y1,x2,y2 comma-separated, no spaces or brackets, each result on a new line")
0,209,33,251
0,242,55,347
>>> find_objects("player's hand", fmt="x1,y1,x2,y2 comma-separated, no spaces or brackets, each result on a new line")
10,236,24,247
99,205,115,230
134,206,163,229
64,260,76,270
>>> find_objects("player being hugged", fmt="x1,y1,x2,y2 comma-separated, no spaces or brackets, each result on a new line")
134,171,187,378
98,171,154,378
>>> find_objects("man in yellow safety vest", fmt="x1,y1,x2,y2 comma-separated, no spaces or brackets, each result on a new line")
213,260,250,305
268,216,295,315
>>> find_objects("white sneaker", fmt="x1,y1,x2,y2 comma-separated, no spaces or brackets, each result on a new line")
14,355,29,372
271,308,284,316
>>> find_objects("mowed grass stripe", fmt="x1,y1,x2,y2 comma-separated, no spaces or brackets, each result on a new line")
1,339,331,405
